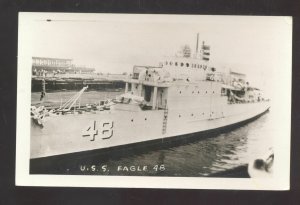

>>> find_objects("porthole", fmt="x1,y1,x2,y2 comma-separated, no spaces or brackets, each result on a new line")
202,112,204,115
200,65,202,68
145,118,147,121
205,91,207,94
175,62,178,66
192,91,194,94
181,62,184,67
165,61,168,65
198,91,200,94
186,63,189,67
170,62,173,65
179,91,182,94
213,91,215,94
179,115,181,118
191,114,194,116
131,119,134,122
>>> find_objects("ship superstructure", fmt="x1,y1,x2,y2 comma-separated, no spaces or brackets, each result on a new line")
30,34,270,160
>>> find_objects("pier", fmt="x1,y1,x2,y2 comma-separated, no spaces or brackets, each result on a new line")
31,56,126,92
31,74,126,92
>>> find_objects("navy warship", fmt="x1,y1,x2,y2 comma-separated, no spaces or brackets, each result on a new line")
30,34,270,161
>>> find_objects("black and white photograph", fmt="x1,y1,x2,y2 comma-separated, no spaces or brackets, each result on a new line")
16,13,291,189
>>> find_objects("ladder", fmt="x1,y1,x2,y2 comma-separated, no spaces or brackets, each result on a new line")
162,104,168,134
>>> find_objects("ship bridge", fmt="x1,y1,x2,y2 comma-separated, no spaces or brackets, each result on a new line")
121,35,222,111
160,56,210,81
158,37,214,81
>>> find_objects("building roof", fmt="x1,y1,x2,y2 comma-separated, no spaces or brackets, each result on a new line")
32,57,73,61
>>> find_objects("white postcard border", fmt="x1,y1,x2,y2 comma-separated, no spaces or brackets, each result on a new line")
16,13,291,190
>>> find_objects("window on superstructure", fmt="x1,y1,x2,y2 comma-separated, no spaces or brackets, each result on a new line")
186,63,189,67
175,62,178,66
181,62,184,67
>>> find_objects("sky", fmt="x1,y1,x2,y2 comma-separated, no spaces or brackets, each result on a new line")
26,14,292,95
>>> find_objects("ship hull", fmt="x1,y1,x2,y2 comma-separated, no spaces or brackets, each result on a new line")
30,100,270,161
30,106,269,174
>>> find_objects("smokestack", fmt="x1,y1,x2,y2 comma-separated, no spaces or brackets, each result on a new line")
201,41,210,61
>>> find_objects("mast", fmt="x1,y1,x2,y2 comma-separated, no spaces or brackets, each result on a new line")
195,33,199,57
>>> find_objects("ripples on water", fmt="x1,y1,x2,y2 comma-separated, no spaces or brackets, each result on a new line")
32,91,273,177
